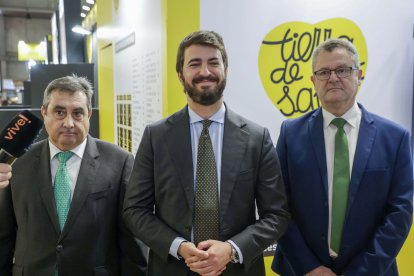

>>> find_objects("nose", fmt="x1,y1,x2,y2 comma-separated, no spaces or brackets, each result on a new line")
199,63,211,76
328,70,340,81
62,115,74,128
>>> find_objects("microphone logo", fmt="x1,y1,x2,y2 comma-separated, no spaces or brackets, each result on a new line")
3,114,32,140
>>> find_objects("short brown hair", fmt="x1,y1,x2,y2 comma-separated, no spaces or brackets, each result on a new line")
176,30,228,74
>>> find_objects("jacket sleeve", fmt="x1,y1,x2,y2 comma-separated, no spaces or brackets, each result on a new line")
344,130,413,275
0,184,15,276
229,127,290,268
118,153,148,276
123,126,182,262
272,121,323,275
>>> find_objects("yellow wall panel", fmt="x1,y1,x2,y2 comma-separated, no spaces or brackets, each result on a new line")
397,223,414,275
162,0,199,117
96,0,115,143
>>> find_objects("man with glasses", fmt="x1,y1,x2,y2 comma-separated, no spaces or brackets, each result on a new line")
272,38,413,275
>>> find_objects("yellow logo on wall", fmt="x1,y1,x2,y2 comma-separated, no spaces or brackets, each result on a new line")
258,18,368,118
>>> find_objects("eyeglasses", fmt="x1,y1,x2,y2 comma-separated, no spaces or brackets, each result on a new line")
313,67,359,80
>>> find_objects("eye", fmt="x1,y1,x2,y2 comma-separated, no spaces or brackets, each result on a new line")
188,62,200,68
318,70,330,77
72,111,85,120
54,110,66,118
335,68,348,74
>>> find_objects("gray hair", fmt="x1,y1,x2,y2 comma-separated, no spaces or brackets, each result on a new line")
312,38,360,71
42,74,93,110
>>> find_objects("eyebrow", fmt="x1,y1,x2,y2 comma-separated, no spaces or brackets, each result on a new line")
187,57,220,64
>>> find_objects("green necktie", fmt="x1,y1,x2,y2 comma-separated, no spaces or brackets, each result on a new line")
330,118,350,253
54,151,74,230
194,120,220,244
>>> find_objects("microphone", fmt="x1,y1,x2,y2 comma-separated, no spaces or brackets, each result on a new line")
0,110,43,165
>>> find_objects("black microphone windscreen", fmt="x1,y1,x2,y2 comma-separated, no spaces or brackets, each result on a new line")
0,110,43,159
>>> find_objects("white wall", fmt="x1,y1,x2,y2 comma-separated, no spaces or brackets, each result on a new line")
201,0,414,142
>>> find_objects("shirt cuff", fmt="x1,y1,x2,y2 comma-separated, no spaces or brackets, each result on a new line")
169,237,188,259
227,240,243,264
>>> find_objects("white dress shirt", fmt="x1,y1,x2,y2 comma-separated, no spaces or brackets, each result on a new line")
49,139,87,200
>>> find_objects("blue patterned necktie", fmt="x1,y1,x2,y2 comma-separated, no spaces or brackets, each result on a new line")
330,118,350,253
194,120,220,244
54,151,74,230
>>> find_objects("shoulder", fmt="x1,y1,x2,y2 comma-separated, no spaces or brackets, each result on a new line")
281,108,320,129
88,137,132,158
143,106,188,136
226,107,267,134
361,106,409,135
18,138,47,160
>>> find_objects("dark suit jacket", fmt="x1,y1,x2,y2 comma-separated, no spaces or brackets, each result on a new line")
0,136,147,276
272,104,413,275
123,105,290,276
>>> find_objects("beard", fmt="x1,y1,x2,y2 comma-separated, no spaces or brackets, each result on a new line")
183,75,226,106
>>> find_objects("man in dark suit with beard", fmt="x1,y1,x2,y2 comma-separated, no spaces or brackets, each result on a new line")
123,30,290,276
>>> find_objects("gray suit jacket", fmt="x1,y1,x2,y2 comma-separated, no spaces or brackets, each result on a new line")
0,136,147,276
123,105,290,276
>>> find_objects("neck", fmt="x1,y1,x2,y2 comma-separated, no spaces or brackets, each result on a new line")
187,98,223,119
322,101,355,117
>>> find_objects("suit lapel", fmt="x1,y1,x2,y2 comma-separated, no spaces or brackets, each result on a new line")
59,136,99,241
220,108,249,216
36,140,61,234
164,107,195,210
308,109,329,199
347,105,376,213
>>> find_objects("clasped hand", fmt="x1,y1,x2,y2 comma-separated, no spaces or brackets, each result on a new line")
178,240,232,276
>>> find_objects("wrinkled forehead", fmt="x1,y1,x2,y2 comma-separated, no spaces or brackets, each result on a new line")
314,48,354,69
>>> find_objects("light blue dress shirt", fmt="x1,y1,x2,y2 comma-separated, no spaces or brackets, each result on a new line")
169,104,243,263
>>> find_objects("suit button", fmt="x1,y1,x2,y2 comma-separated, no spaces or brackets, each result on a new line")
56,245,63,252
185,226,191,233
321,236,326,241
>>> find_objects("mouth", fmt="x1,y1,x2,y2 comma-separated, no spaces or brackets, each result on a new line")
61,132,76,136
327,87,343,92
193,75,219,84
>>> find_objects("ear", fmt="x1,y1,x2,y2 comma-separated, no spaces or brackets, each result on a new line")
40,106,46,118
357,69,363,85
178,72,184,84
310,75,316,86
88,108,92,119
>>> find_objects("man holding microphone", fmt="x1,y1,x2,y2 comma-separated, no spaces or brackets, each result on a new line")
0,164,11,189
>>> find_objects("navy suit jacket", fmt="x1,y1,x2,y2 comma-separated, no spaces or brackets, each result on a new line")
272,104,413,275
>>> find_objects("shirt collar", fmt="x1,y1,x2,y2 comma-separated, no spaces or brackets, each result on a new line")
322,102,361,130
48,137,87,160
188,103,226,125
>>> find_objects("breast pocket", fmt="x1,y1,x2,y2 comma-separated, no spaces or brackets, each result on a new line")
237,168,256,182
361,168,391,204
88,189,110,221
12,264,23,276
89,189,109,200
94,266,108,276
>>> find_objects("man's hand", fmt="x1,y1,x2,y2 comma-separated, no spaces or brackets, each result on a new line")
186,240,232,276
305,265,336,276
178,241,209,260
0,163,12,189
